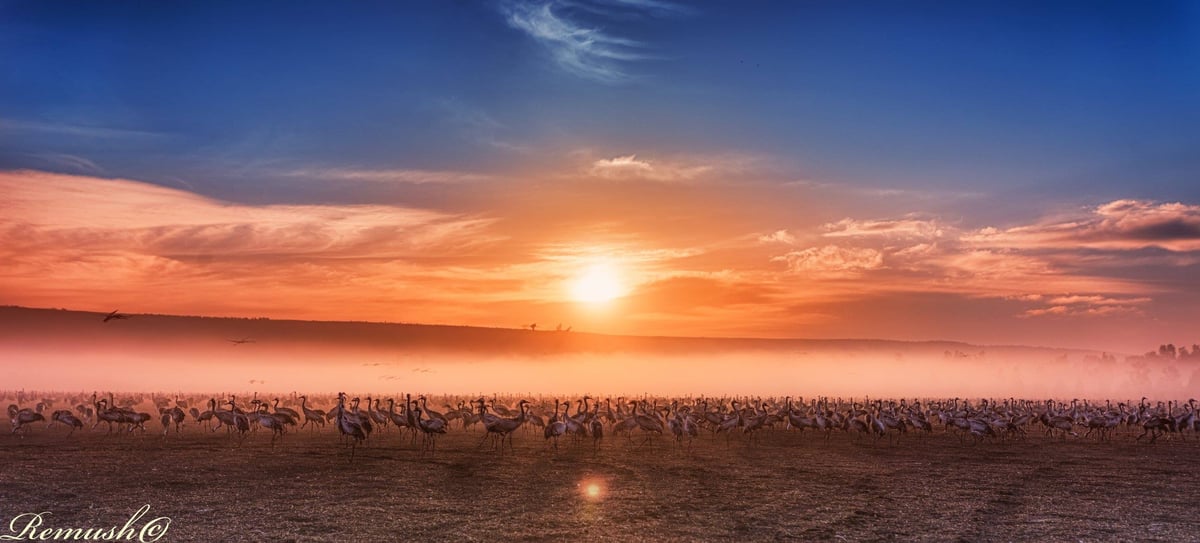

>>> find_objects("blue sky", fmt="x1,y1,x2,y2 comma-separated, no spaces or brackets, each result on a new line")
2,1,1199,350
4,1,1197,202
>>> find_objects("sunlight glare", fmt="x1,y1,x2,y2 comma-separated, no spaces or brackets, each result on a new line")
570,262,624,304
580,478,606,501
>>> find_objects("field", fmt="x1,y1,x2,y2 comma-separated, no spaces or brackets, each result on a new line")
2,422,1198,542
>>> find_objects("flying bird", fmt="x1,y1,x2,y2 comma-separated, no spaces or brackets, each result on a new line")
227,337,256,345
102,310,129,323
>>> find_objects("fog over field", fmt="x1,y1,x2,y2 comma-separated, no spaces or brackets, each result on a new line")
3,307,1194,399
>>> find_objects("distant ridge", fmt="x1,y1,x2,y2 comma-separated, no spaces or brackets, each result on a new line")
0,305,1105,357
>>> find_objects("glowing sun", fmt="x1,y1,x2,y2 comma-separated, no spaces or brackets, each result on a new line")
570,262,625,303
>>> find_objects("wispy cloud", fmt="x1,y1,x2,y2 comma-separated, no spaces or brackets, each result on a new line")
965,200,1200,252
771,245,884,277
581,151,767,184
1019,295,1151,318
589,154,711,181
28,153,104,175
757,229,797,245
0,170,519,322
500,1,667,83
759,202,1190,320
822,216,947,240
0,170,501,260
282,167,493,185
0,118,162,140
785,179,986,202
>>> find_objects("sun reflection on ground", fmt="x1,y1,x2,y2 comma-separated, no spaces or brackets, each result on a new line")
580,478,606,501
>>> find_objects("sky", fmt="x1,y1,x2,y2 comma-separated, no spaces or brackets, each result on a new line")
2,1,1199,353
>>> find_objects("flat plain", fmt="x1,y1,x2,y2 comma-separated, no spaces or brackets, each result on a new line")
2,422,1197,542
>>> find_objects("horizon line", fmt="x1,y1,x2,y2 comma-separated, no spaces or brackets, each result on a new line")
0,303,1119,355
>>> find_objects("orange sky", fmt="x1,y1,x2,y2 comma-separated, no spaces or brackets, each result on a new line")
2,168,1197,353
5,2,1200,359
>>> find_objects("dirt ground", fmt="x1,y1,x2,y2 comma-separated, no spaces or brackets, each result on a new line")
1,424,1197,542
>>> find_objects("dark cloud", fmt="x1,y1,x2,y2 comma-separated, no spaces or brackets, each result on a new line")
1123,219,1200,241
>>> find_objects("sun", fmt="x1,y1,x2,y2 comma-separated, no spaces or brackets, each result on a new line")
570,262,625,304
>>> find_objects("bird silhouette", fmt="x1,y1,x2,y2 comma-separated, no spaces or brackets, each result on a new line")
102,310,129,323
